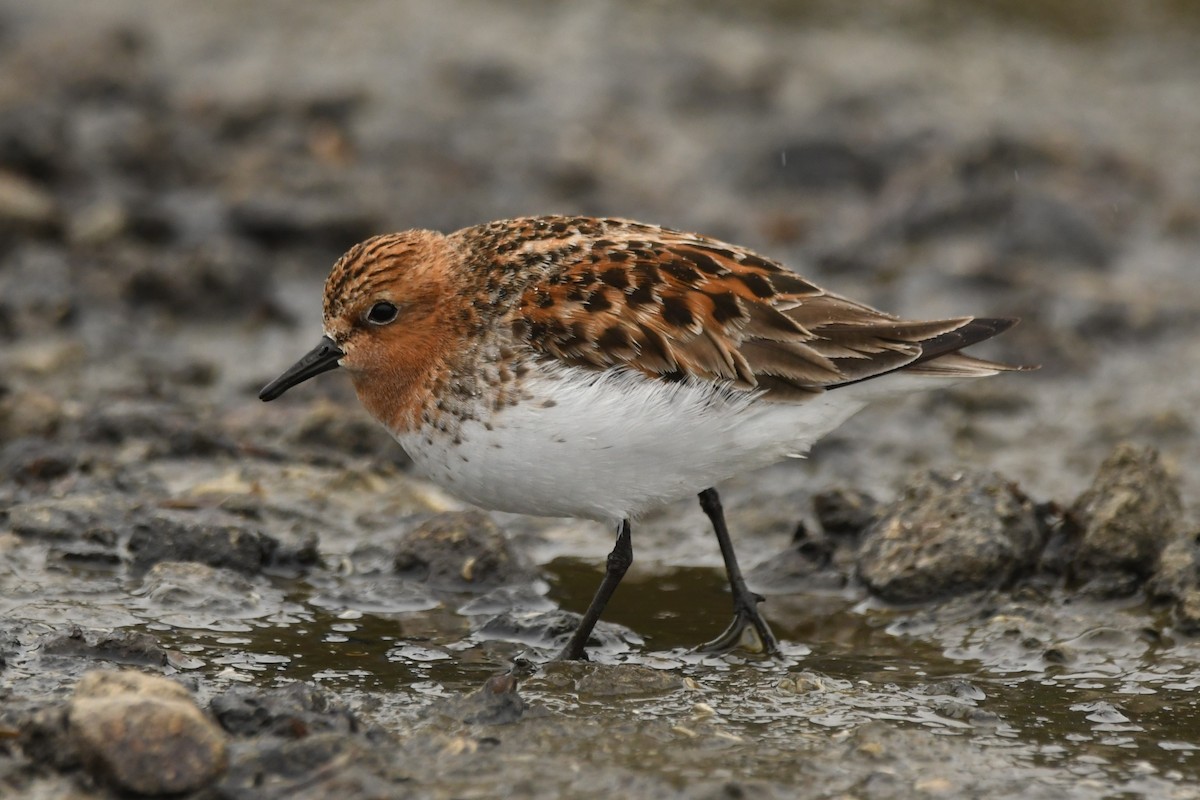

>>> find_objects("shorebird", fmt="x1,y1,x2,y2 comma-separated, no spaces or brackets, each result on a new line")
260,215,1023,659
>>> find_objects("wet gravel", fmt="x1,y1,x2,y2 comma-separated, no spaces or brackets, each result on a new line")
2,1,1200,798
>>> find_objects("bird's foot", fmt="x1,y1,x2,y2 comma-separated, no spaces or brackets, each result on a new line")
552,643,591,662
696,591,781,656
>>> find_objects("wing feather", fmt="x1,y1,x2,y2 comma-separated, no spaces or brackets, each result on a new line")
482,217,1023,400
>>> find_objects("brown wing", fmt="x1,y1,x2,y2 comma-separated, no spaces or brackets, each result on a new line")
505,219,1017,401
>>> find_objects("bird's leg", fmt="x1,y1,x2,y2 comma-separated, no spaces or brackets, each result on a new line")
556,519,632,661
696,487,781,656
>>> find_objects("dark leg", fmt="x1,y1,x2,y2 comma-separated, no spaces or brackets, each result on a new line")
556,520,632,661
696,488,781,656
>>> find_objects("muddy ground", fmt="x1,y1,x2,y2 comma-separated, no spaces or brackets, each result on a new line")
1,2,1199,798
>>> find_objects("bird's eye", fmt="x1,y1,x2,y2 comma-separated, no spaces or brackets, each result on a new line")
365,301,399,325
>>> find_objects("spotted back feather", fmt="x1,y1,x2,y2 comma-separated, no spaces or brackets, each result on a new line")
451,216,1020,401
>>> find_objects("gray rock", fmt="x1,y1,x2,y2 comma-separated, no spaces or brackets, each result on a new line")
72,668,194,702
0,438,75,485
394,511,533,592
1146,533,1200,632
127,508,278,575
476,609,637,654
1147,534,1200,603
814,486,881,537
16,705,78,772
1068,443,1183,586
572,663,684,698
210,682,367,739
1174,589,1200,636
217,732,404,800
68,669,228,795
82,399,239,458
439,671,528,726
857,470,1042,603
290,400,410,462
41,629,168,668
8,495,128,545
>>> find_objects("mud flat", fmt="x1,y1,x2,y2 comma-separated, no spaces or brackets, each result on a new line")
2,2,1198,798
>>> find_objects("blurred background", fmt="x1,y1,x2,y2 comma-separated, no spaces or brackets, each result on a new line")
3,2,1200,795
2,0,1198,502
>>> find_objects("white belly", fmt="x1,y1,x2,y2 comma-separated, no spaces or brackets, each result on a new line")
396,364,885,523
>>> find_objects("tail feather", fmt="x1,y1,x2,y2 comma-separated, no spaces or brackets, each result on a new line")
826,317,1032,391
903,352,1014,378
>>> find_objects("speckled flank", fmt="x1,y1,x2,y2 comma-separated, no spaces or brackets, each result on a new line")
397,361,888,521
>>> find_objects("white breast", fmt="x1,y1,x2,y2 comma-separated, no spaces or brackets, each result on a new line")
394,364,909,523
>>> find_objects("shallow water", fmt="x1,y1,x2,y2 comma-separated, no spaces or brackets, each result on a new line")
10,554,1184,790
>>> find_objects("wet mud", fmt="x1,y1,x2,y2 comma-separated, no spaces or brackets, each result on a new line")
2,2,1199,798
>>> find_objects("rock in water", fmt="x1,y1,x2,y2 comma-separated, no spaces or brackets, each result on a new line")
68,669,228,795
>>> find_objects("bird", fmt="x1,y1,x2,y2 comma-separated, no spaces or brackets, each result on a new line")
260,215,1026,660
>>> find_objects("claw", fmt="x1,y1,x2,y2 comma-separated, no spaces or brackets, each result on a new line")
696,595,781,656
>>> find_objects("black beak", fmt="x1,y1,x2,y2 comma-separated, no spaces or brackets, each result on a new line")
259,336,344,401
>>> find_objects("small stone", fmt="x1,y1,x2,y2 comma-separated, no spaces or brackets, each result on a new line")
477,608,636,653
8,495,130,543
68,670,228,795
68,199,128,244
393,511,532,592
291,398,409,462
916,680,986,702
16,705,77,771
41,629,168,668
857,470,1042,603
1068,444,1183,588
1174,589,1200,636
5,339,86,375
438,669,528,725
777,671,846,695
814,486,880,537
6,493,125,565
0,385,65,439
210,682,364,739
0,438,75,484
82,399,237,457
127,508,278,575
573,663,683,698
1148,535,1200,602
73,669,194,702
0,169,58,231
914,776,956,795
217,732,399,800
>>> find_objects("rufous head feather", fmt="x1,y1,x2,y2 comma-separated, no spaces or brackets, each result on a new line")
321,230,468,430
